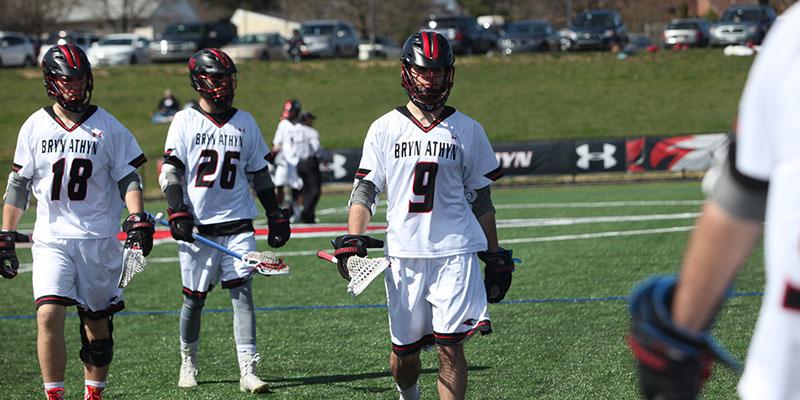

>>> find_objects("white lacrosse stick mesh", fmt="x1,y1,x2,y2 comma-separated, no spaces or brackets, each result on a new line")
245,251,290,276
118,247,146,288
346,255,390,296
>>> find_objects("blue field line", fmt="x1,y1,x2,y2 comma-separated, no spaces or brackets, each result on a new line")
0,291,764,321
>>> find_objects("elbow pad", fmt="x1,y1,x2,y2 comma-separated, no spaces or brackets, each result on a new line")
349,179,378,215
4,171,32,210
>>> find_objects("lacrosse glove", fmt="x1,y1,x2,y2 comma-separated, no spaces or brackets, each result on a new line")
267,208,291,248
0,230,20,279
122,212,154,256
167,205,194,243
627,276,740,400
331,234,384,281
478,248,515,303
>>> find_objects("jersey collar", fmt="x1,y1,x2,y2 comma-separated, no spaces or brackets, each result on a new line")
193,104,238,128
395,105,456,133
44,105,98,132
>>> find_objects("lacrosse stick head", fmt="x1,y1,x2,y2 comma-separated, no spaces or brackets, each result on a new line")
346,255,390,296
118,246,146,288
245,251,290,276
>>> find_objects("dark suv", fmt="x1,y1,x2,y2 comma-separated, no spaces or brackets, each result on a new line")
421,15,496,55
564,10,628,51
710,4,776,46
149,21,236,62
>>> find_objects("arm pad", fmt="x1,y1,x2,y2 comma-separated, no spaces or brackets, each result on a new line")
4,171,32,210
116,172,142,199
349,179,378,215
469,185,495,219
704,140,767,222
248,167,279,213
159,163,185,210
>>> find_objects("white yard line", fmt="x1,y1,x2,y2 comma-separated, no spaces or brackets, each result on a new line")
14,224,696,273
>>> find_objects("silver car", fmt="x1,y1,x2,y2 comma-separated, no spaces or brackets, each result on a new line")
221,33,288,62
710,4,776,46
87,34,150,66
0,31,36,67
663,19,711,47
299,20,358,58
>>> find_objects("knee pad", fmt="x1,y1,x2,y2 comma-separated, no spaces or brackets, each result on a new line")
79,315,114,367
183,294,206,310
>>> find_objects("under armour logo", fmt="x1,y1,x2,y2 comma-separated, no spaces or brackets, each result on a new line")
575,143,617,170
90,128,104,139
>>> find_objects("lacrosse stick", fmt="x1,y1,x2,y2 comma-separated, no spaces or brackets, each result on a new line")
153,213,290,276
118,246,146,288
316,250,390,297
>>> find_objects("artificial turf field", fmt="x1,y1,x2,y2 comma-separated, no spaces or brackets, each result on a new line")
0,181,763,399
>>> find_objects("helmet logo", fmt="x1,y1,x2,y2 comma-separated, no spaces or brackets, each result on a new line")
421,31,439,59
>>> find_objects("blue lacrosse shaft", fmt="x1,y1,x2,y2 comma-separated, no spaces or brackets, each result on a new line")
153,216,244,260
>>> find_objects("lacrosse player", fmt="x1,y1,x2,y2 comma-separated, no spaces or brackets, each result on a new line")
1,44,153,400
159,48,291,394
627,6,800,399
270,99,304,216
332,32,515,400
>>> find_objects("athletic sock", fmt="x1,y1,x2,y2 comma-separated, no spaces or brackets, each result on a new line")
397,383,420,400
85,380,106,389
44,382,65,390
230,280,256,352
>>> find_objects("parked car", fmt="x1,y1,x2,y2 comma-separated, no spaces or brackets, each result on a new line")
563,9,628,51
149,21,236,63
87,33,150,66
38,31,99,64
710,4,776,46
421,15,496,55
0,31,36,67
358,35,401,60
298,20,358,58
663,18,711,47
498,20,560,55
221,33,288,62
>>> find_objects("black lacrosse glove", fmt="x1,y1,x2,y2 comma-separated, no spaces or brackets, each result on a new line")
331,234,384,281
167,205,195,243
0,230,20,279
478,248,515,303
627,276,739,400
267,208,291,248
122,212,155,257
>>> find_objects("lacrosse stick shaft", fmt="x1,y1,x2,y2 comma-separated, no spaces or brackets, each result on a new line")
154,216,245,261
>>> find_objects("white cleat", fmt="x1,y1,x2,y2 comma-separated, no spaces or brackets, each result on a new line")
239,353,270,394
178,346,199,389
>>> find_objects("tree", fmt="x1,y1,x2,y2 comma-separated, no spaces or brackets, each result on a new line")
84,0,160,32
0,0,80,36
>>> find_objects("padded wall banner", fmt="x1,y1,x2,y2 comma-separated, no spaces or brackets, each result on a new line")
319,133,729,182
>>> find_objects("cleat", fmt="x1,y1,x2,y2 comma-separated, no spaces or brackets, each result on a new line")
46,388,65,400
84,385,104,400
238,353,270,394
178,346,199,389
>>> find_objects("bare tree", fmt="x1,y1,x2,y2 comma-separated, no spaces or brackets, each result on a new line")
0,0,80,35
79,0,160,32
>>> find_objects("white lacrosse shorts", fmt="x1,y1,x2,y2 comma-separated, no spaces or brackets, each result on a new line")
178,231,257,294
385,253,491,356
32,237,124,313
271,161,303,190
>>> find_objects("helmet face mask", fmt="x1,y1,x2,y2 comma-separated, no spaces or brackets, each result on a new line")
400,31,455,112
42,44,93,114
188,48,237,108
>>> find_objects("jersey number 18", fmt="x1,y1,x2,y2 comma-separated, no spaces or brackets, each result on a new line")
51,158,92,201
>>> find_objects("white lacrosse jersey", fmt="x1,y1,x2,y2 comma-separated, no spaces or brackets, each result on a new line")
164,106,270,225
355,106,502,258
734,5,800,399
12,106,146,240
273,119,301,166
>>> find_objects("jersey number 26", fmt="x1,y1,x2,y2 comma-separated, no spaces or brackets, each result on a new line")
195,150,239,189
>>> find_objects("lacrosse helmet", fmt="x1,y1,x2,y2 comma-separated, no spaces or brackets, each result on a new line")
188,48,237,107
42,44,93,113
400,31,455,112
281,99,302,122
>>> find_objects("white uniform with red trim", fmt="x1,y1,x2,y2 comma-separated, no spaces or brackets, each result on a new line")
163,106,270,292
734,6,800,399
355,105,502,351
270,119,303,190
12,105,146,312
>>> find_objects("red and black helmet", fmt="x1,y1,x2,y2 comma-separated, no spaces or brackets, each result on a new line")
42,44,93,113
188,48,237,107
400,31,455,112
281,99,302,121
